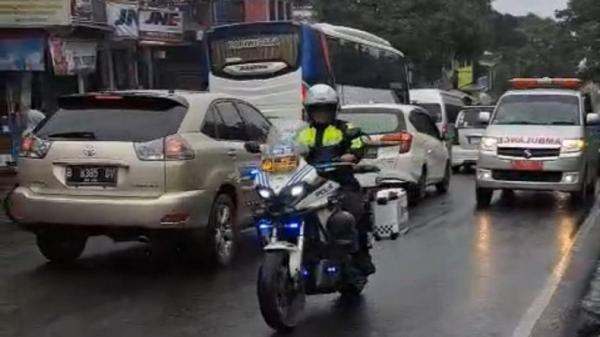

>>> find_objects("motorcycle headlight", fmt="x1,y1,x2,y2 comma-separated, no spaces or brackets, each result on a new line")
561,138,585,154
480,137,498,151
290,184,305,197
258,188,273,199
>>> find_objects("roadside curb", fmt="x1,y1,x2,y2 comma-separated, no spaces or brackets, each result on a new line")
523,198,600,337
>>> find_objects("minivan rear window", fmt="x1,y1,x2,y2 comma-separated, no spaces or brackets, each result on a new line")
457,110,488,129
36,96,187,142
340,108,405,135
414,103,442,122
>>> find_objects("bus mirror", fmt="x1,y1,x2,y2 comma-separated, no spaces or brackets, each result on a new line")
586,113,600,126
584,94,594,114
478,112,491,125
390,82,408,104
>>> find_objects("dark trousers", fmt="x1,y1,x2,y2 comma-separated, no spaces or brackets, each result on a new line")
340,185,371,251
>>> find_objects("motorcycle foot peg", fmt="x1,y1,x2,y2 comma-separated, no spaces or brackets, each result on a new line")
314,259,340,292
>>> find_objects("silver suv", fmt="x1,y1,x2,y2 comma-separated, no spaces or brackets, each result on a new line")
9,91,271,266
476,78,600,208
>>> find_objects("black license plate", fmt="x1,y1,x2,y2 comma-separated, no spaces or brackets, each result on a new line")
365,147,378,159
66,166,118,186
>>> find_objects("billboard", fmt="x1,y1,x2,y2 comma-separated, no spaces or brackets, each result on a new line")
106,1,139,39
48,38,98,75
0,0,71,27
0,38,45,71
139,8,183,43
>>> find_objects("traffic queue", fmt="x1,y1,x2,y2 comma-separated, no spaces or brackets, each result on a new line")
5,19,600,332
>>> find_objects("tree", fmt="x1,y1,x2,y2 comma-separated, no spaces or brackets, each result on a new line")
558,0,600,80
313,0,493,84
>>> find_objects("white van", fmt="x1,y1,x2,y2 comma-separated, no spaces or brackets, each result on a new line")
409,89,467,143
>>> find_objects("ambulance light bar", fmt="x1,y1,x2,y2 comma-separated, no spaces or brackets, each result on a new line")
510,78,583,90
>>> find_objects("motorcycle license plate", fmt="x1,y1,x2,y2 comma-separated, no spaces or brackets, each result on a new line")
262,155,299,173
511,160,543,171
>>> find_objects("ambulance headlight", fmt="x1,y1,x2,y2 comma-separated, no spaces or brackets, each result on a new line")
561,139,585,154
480,137,498,151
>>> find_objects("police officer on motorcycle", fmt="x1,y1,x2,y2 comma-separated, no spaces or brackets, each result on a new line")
296,84,376,275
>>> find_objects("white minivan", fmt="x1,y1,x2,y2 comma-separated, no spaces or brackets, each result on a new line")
340,104,450,205
410,89,467,145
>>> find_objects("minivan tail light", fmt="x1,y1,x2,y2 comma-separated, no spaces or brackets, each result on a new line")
381,132,413,153
134,135,194,161
20,135,52,159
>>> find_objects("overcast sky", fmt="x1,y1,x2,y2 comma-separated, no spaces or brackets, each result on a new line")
493,0,569,17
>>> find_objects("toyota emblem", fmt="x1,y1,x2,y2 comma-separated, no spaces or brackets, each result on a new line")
523,149,533,159
83,145,96,157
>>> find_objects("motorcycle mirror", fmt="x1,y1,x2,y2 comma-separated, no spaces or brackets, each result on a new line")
244,141,261,154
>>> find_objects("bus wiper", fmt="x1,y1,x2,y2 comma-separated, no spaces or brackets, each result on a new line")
497,121,535,125
46,131,97,139
550,121,575,125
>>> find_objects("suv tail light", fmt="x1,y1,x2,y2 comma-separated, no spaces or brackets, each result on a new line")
381,132,413,153
134,135,194,161
20,135,52,159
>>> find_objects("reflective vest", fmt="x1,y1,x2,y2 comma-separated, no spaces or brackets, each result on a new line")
296,121,364,164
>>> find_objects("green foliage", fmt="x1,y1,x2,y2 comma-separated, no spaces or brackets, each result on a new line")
558,0,600,80
312,0,585,91
313,0,493,84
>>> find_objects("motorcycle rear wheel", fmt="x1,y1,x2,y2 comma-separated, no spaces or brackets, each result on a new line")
257,252,305,332
338,270,367,297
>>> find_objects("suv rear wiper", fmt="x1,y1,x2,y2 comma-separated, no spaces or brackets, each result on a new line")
46,131,97,139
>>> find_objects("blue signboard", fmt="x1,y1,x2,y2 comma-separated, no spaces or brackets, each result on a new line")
0,38,45,71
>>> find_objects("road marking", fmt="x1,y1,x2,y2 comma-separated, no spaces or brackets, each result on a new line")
511,200,600,337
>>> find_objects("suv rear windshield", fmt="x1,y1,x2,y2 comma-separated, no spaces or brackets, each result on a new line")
208,24,300,79
36,96,187,142
340,108,406,135
493,94,580,126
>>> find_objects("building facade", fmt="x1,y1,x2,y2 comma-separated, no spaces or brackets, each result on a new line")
0,0,294,165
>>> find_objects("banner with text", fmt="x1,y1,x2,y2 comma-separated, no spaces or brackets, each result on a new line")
139,8,183,43
106,1,139,39
0,0,71,27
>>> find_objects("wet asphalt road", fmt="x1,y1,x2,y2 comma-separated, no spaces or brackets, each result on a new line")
0,174,592,337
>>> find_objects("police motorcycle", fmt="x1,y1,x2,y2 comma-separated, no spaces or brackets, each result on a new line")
244,131,380,333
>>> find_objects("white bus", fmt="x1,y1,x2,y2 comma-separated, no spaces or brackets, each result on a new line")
206,21,410,119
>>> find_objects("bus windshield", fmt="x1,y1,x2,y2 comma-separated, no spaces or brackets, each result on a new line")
208,24,300,79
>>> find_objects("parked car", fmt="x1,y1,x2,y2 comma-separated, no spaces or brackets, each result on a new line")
452,106,494,173
8,90,274,266
340,104,450,205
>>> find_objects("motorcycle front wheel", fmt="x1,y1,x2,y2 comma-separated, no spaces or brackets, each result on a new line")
257,252,305,332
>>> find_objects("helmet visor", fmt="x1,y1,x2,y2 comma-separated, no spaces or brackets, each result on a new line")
306,104,337,124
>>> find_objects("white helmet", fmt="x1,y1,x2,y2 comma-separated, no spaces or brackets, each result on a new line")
304,84,339,107
304,84,339,123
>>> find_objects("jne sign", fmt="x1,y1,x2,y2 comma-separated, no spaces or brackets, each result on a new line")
139,9,184,43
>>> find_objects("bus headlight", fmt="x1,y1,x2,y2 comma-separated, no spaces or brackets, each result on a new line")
480,137,498,152
561,139,585,154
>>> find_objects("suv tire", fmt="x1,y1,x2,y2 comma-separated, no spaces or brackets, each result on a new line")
36,231,87,264
186,193,239,268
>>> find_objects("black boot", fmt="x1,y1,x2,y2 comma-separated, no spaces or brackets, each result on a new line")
354,250,376,276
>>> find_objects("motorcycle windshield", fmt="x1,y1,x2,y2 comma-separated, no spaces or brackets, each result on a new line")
258,119,311,192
